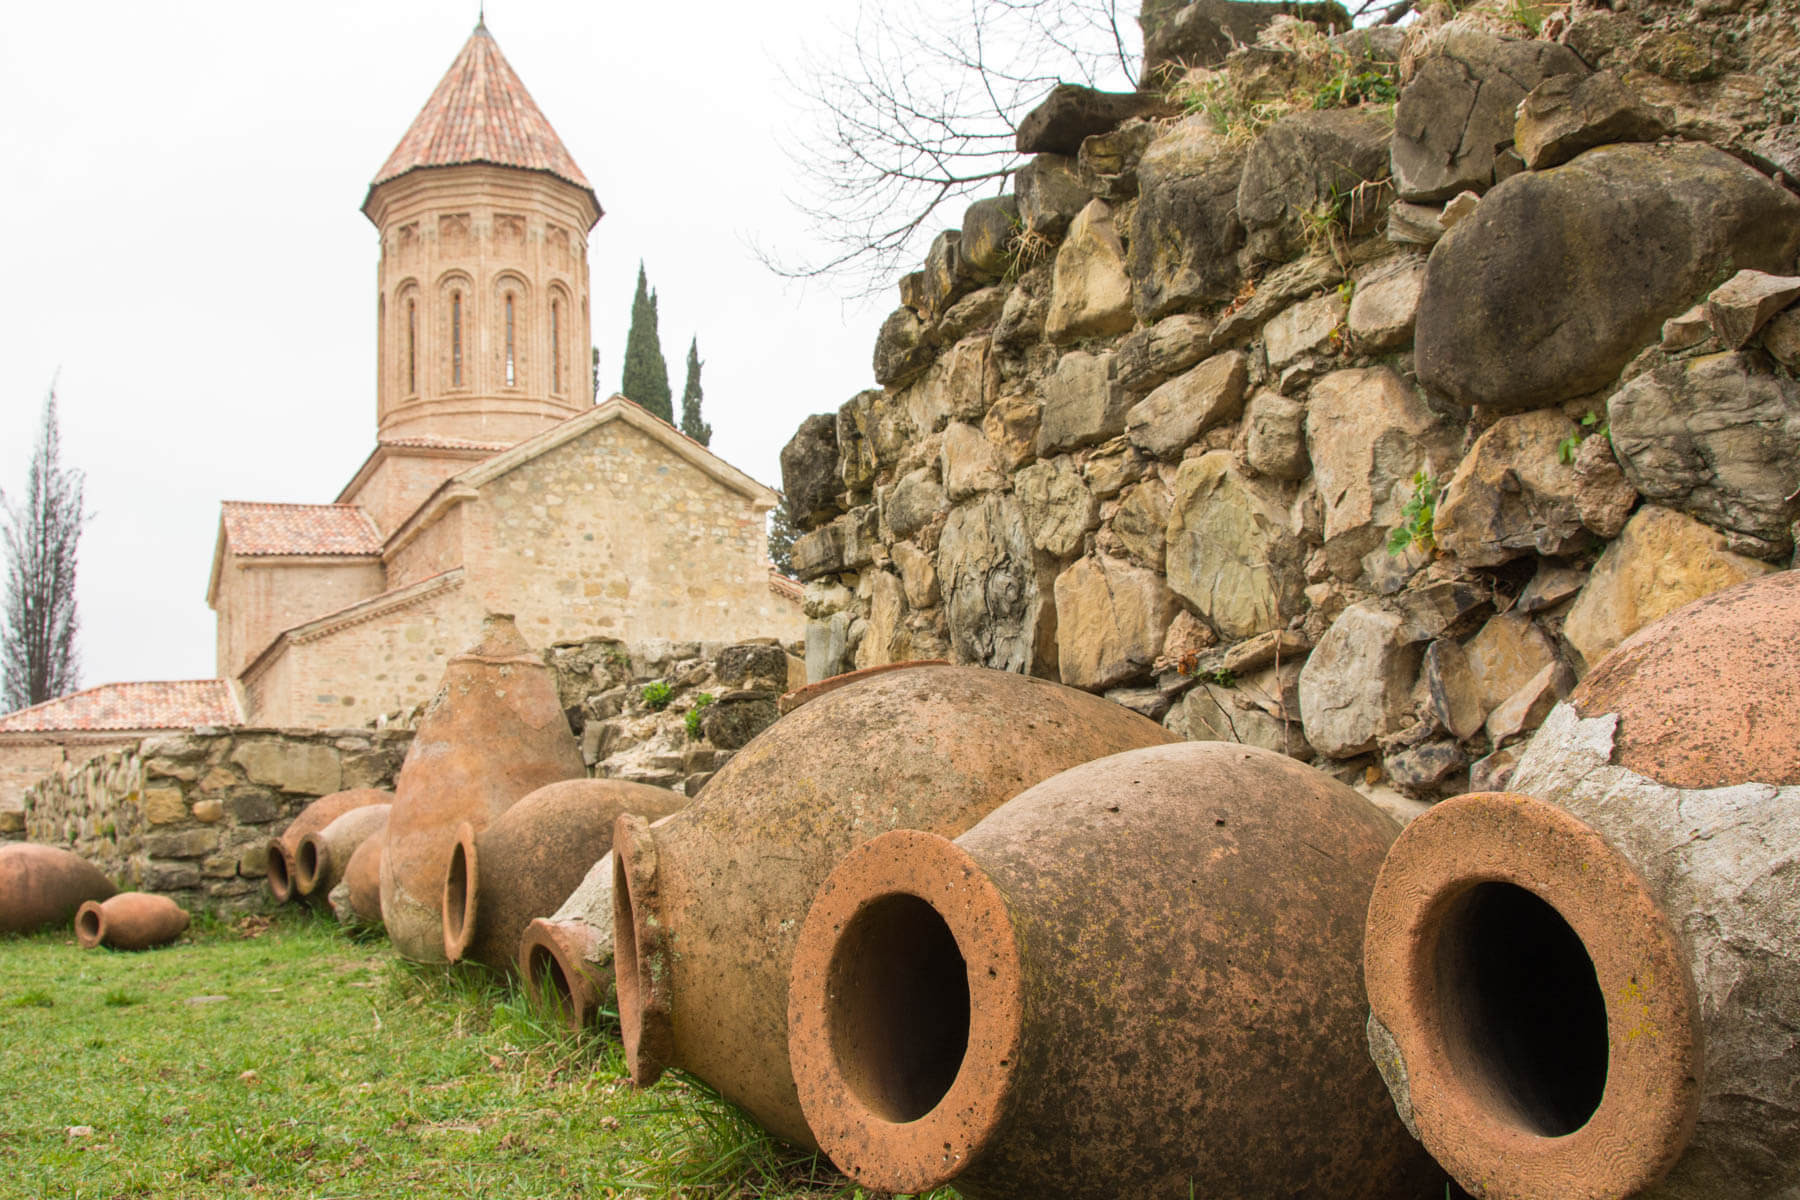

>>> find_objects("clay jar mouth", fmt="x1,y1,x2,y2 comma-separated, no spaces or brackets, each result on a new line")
612,812,674,1084
266,839,296,903
789,829,1023,1196
1364,792,1702,1200
294,835,329,897
519,920,599,1031
75,900,106,949
442,823,479,963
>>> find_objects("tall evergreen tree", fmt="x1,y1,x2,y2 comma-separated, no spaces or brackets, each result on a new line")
2,387,87,712
620,262,672,423
679,336,712,446
767,494,800,579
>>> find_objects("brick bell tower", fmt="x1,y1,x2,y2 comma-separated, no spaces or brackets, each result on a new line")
362,21,602,445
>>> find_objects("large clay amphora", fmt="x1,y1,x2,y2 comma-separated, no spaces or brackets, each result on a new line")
295,804,391,899
0,844,116,934
332,828,385,927
265,788,391,904
75,892,189,950
380,614,585,962
612,664,1174,1146
443,778,684,973
789,741,1441,1199
1365,569,1800,1200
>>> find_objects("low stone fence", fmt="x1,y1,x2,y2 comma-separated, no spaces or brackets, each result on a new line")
23,726,412,912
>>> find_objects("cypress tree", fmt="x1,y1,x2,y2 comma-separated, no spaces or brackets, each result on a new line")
679,337,712,446
620,262,672,423
2,387,86,712
767,494,799,578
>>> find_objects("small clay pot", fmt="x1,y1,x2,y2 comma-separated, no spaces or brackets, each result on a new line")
613,664,1174,1146
789,742,1441,1199
0,844,116,934
295,804,390,899
1364,570,1800,1200
380,614,586,962
517,857,614,1030
331,828,386,927
443,778,684,973
265,788,392,904
75,892,189,950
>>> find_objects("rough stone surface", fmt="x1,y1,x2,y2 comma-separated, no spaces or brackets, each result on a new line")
1038,350,1130,454
1170,683,1312,759
883,468,949,541
873,307,934,388
1347,258,1426,352
1080,439,1140,499
1264,293,1348,368
1765,307,1800,370
1017,85,1167,156
1045,201,1136,344
1243,391,1309,480
1053,556,1182,691
891,540,940,610
1384,740,1468,794
1514,69,1673,171
1705,270,1800,350
1562,505,1776,670
1165,451,1305,641
1140,0,1299,81
1463,612,1559,715
1126,351,1247,460
1572,432,1639,540
1391,30,1589,201
1307,368,1460,577
1129,120,1246,320
791,524,845,582
1014,457,1099,559
940,421,1006,501
1416,143,1800,413
1387,201,1447,246
836,391,879,497
961,195,1021,278
1113,314,1216,397
780,414,842,524
920,230,976,317
230,740,341,795
938,493,1054,674
1484,660,1574,747
1433,409,1590,567
1113,480,1171,571
1238,107,1393,264
1422,638,1484,741
1016,153,1091,240
1608,352,1800,555
983,394,1041,470
1298,600,1425,759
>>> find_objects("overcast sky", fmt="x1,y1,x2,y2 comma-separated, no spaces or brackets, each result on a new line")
0,0,911,692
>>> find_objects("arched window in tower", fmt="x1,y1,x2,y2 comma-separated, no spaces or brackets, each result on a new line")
406,299,417,395
505,293,517,387
551,299,563,394
452,291,464,388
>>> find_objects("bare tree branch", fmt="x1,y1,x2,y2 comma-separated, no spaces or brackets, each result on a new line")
3,384,87,712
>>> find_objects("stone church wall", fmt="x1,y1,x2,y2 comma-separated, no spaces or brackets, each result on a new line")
780,0,1800,812
215,554,386,679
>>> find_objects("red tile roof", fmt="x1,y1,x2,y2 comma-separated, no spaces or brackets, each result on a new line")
0,680,240,733
370,22,593,198
220,502,382,557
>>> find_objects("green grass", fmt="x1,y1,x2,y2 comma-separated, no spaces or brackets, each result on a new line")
0,909,954,1199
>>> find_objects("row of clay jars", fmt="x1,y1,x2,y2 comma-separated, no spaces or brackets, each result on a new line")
1366,569,1800,1200
443,778,684,974
380,614,587,962
295,805,390,901
611,663,1176,1147
75,893,189,950
265,788,391,904
0,844,115,934
789,741,1443,1199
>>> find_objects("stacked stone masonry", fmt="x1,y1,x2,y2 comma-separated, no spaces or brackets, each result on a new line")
782,0,1800,809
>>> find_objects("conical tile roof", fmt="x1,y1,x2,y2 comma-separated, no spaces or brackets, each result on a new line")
367,22,595,207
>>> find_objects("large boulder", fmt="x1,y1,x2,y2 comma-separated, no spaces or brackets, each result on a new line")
779,414,842,526
1415,143,1800,413
872,307,934,387
1432,409,1591,567
1017,85,1169,156
1045,200,1136,343
1608,352,1800,557
1053,556,1182,691
882,468,949,540
938,493,1057,675
1391,30,1588,202
1238,107,1392,265
1125,350,1248,460
1513,69,1673,171
1298,600,1426,759
1038,349,1131,454
1113,313,1217,397
1014,456,1099,558
1347,257,1426,353
1016,153,1091,240
1128,120,1246,321
961,195,1020,278
1139,0,1348,83
939,421,1007,500
1164,451,1305,641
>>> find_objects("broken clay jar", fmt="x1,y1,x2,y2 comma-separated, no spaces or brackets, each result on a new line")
75,892,189,950
789,741,1442,1200
265,788,392,904
517,852,616,1030
1365,570,1800,1200
331,828,386,927
380,614,586,962
295,804,390,900
444,778,684,974
613,663,1175,1147
0,844,116,934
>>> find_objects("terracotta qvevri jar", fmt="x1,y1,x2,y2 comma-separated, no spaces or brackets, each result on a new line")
74,892,189,950
0,844,116,934
789,742,1442,1199
1365,570,1800,1200
612,664,1174,1146
517,852,616,1030
331,828,386,927
776,659,948,715
443,778,684,973
265,788,391,904
295,804,391,899
380,614,585,962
